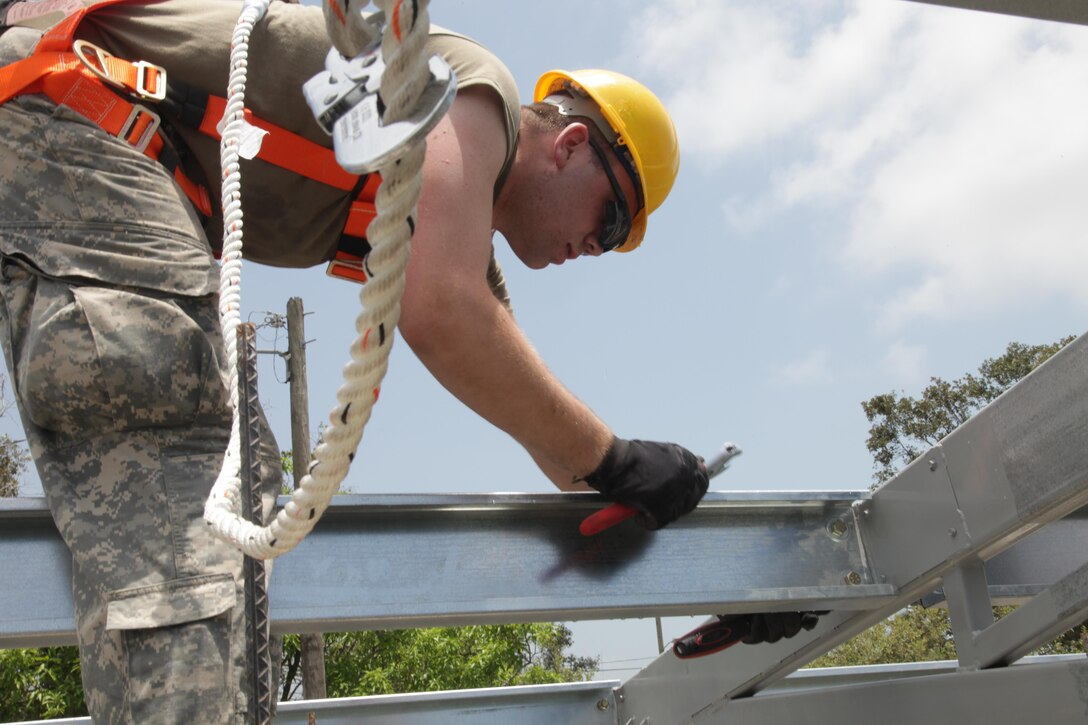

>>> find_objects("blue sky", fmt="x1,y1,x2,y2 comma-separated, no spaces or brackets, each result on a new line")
4,0,1086,683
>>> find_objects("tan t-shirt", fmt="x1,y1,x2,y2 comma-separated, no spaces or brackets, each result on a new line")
4,0,520,276
70,0,521,268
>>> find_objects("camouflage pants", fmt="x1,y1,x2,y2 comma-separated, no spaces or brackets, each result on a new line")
0,48,282,721
0,260,283,723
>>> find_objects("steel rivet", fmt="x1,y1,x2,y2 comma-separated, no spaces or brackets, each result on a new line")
928,459,938,471
948,527,958,538
597,698,610,711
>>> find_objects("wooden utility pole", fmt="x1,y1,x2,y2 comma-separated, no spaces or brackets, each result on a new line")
286,297,327,700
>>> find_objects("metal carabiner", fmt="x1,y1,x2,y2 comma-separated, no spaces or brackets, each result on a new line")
302,13,456,174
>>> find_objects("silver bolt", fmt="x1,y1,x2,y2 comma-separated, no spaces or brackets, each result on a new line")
827,518,849,540
844,570,863,586
597,699,610,711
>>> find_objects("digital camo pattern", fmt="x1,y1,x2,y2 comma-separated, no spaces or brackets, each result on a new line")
0,88,218,298
0,63,282,721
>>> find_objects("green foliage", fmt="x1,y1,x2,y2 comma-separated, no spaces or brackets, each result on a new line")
0,374,29,497
862,337,1075,487
1,624,596,716
808,606,1087,668
0,646,86,720
280,624,597,701
0,433,28,497
809,606,956,667
280,449,295,494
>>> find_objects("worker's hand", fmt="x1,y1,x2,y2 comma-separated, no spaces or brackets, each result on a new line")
741,612,823,645
584,437,709,530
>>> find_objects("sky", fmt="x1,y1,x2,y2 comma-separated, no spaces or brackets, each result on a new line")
3,0,1087,684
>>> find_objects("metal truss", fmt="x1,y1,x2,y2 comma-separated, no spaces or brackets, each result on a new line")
3,2,1086,722
906,0,1088,25
3,330,1088,724
2,334,1086,724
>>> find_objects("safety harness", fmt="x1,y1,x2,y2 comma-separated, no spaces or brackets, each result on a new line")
0,0,380,283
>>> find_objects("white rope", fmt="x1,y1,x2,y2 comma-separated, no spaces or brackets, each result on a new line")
204,0,433,559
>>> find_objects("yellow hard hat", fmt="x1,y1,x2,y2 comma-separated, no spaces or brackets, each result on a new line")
535,69,679,252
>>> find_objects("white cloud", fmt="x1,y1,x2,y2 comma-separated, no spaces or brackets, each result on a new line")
773,346,832,385
626,0,1088,329
879,340,928,387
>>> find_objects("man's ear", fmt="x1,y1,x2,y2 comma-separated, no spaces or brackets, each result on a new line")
553,122,590,168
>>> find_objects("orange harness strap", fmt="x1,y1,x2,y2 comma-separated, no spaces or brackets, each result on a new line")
0,36,213,215
0,0,381,282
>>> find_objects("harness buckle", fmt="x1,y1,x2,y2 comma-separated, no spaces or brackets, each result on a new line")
118,104,161,153
133,60,167,101
326,251,369,284
73,39,167,102
73,39,122,89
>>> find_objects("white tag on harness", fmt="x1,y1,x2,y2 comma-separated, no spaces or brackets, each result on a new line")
216,116,269,161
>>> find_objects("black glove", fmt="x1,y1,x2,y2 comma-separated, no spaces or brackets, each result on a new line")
741,612,823,645
585,437,709,530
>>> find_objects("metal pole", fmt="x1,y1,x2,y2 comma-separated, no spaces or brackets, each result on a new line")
238,323,274,724
287,297,328,700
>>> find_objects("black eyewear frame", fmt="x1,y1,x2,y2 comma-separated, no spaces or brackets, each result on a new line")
587,137,633,253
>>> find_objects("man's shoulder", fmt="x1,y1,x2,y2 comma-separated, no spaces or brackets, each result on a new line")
426,27,521,181
427,27,519,106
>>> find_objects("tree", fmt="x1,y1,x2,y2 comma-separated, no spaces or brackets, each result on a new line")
810,606,957,667
809,605,1084,669
0,623,596,718
0,646,86,720
0,434,27,498
280,624,597,701
0,374,30,497
810,336,1085,668
862,337,1075,487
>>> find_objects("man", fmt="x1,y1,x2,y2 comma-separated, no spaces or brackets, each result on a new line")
0,0,709,720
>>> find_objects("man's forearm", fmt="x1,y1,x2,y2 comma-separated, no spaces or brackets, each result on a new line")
400,284,612,480
526,444,595,491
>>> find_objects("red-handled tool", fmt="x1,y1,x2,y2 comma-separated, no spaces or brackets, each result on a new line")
579,502,639,535
579,442,742,536
672,615,752,658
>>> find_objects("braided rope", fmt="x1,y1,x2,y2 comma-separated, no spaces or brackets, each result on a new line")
205,0,433,559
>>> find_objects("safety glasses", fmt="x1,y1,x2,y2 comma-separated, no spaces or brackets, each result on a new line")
587,137,633,253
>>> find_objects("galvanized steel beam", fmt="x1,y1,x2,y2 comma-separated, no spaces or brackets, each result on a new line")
273,680,620,725
906,0,1088,25
969,559,1088,669
0,491,893,648
702,657,1088,725
19,657,1085,725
